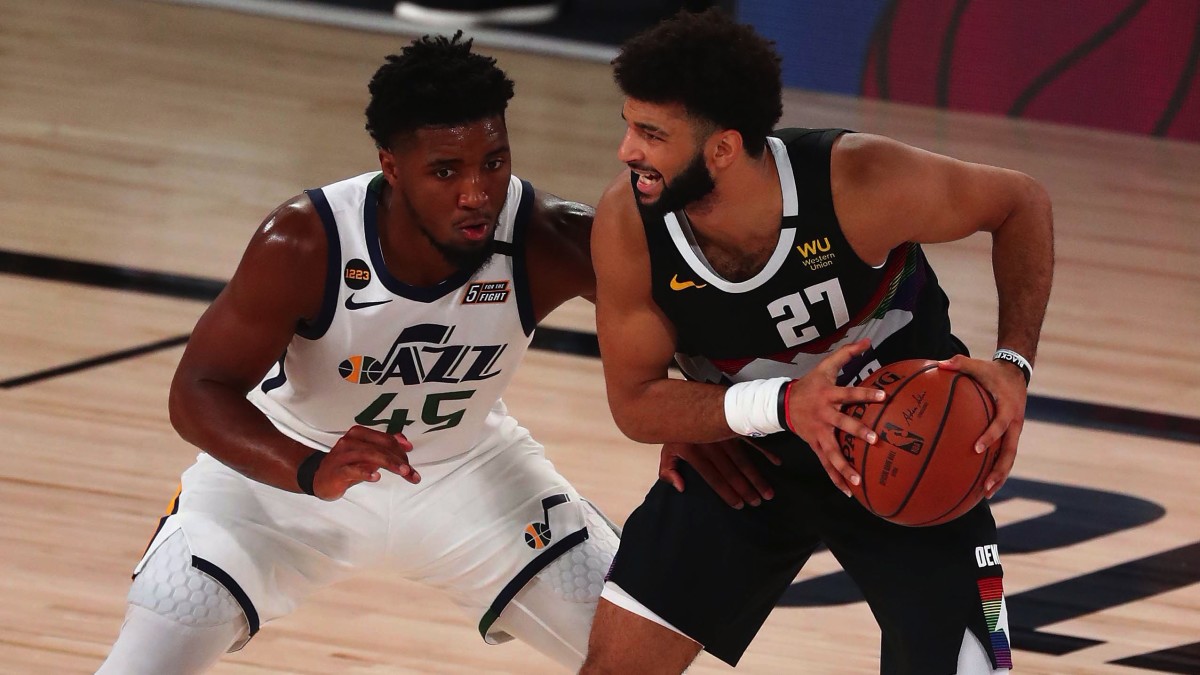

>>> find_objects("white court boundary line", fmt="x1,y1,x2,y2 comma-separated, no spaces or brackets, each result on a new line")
160,0,619,63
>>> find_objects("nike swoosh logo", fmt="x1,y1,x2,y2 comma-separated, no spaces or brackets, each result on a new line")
344,294,393,310
669,274,708,291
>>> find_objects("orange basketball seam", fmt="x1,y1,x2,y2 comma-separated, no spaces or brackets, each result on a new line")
885,365,954,520
859,361,938,518
910,373,989,526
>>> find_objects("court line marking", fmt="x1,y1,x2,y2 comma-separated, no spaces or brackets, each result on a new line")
2,249,1197,445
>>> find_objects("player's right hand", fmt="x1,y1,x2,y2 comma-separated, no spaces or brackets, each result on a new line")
312,425,418,500
659,439,780,509
783,338,885,496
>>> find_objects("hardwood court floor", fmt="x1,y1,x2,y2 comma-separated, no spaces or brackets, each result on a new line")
1,1,1198,673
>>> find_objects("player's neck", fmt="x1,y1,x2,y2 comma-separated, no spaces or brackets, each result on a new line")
376,189,459,287
684,150,782,251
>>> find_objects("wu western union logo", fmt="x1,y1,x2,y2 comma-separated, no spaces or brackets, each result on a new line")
796,237,831,257
670,274,707,291
797,237,835,270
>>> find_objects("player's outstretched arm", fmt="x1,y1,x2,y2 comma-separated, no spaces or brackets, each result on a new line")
169,198,414,498
524,190,597,320
832,133,1054,497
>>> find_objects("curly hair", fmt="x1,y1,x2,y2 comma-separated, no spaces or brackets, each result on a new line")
365,31,515,149
612,9,782,157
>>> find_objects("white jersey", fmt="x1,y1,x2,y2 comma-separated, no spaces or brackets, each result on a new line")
247,171,537,463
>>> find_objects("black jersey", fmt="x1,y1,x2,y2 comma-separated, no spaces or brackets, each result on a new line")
637,128,962,388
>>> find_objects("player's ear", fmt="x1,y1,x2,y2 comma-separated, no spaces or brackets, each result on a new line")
709,129,742,170
378,148,400,186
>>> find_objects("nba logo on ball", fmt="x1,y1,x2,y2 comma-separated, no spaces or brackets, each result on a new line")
524,522,552,549
836,359,999,527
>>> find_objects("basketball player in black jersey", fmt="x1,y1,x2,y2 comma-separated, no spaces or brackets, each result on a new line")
581,10,1053,675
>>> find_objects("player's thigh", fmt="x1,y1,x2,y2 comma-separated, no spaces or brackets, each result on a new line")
492,503,620,670
604,458,820,667
140,453,389,631
391,425,615,637
579,597,702,675
822,499,1009,675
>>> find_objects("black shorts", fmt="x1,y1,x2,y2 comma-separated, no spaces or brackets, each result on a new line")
606,439,1009,674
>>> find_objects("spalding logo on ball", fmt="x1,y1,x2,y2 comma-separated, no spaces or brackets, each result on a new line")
837,360,999,527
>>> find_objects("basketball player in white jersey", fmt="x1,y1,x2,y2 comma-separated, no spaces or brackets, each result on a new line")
96,32,639,673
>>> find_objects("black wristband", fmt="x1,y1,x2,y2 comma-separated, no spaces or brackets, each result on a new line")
776,379,794,433
296,450,327,497
992,348,1032,386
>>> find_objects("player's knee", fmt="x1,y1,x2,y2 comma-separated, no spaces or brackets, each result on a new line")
127,530,248,634
98,532,250,674
581,598,699,674
542,500,618,603
581,634,695,675
490,505,619,669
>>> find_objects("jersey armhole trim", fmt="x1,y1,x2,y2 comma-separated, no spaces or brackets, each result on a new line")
296,188,341,340
511,180,536,336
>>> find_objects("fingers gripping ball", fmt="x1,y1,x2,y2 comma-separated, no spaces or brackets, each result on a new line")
837,360,998,527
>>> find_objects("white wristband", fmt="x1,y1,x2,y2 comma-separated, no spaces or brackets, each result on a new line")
724,377,790,437
992,348,1032,385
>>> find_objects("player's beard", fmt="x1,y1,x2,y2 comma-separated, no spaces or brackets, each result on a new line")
643,150,716,217
417,223,496,278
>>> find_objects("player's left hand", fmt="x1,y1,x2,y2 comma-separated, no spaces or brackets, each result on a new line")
938,355,1028,497
658,439,780,509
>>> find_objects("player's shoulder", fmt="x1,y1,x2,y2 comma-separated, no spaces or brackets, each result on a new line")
521,181,595,261
220,191,329,324
525,182,595,233
598,169,635,203
773,126,853,144
593,169,640,226
245,193,328,266
830,132,924,187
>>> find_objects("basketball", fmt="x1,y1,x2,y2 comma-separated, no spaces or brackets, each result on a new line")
837,360,998,527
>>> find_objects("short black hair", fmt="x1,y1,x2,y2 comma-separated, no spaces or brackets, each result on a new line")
365,32,515,149
613,9,782,157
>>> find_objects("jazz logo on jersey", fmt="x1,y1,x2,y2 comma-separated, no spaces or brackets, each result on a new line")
338,323,506,385
463,280,510,304
524,522,552,549
522,494,570,549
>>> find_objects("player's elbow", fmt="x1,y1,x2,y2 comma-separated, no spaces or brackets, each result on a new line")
167,377,195,439
1010,171,1054,232
606,393,660,444
167,370,218,444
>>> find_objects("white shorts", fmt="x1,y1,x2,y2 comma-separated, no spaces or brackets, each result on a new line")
134,415,593,646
